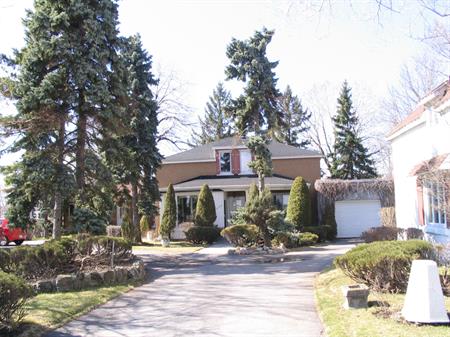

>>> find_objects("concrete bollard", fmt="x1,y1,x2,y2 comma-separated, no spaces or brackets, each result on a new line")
402,259,449,323
342,284,369,309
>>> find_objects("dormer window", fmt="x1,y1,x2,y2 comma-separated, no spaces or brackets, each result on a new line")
220,151,232,174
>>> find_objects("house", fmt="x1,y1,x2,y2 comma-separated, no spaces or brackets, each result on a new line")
156,136,322,239
387,78,450,243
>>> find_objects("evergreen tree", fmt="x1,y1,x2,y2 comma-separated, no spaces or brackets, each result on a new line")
321,203,337,240
194,184,216,227
110,34,161,243
274,86,311,148
225,28,283,135
330,81,377,179
286,176,311,230
247,136,272,193
192,83,233,145
160,184,176,239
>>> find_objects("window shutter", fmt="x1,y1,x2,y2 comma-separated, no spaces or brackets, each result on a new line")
232,149,240,175
215,150,220,175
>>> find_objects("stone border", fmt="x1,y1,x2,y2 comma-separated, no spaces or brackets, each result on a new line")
32,259,146,293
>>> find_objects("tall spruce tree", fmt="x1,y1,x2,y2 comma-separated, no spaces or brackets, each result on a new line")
192,82,233,145
274,86,311,148
330,81,377,179
115,34,161,242
225,28,283,135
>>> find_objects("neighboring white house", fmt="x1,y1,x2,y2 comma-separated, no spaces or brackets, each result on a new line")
387,78,450,243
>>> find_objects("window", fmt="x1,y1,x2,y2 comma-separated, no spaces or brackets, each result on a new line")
272,192,290,210
220,151,232,174
240,150,252,174
424,181,447,225
177,195,197,223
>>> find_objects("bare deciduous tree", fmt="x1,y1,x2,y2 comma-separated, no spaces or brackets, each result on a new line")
153,65,196,153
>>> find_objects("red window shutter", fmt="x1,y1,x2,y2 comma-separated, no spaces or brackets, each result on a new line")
417,183,425,226
231,149,240,175
215,150,220,175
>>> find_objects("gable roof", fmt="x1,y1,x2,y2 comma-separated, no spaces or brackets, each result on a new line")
162,136,322,164
388,78,450,138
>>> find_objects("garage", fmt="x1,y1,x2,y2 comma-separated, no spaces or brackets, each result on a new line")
335,200,381,238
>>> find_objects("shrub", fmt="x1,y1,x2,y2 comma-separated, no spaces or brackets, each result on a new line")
303,226,328,242
380,206,396,227
106,225,122,237
8,239,77,280
160,184,176,239
221,224,260,247
229,206,247,226
360,226,401,243
72,207,107,235
184,226,220,244
404,227,423,240
334,240,435,292
0,271,34,332
271,232,299,248
286,176,311,230
0,250,12,273
139,215,151,233
76,235,132,260
299,232,319,246
321,203,337,240
267,210,293,234
194,184,216,227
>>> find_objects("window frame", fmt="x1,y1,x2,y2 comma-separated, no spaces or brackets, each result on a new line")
240,149,253,175
219,150,232,175
176,194,198,224
424,180,447,226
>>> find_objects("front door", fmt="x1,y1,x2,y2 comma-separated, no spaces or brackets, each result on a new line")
225,192,246,226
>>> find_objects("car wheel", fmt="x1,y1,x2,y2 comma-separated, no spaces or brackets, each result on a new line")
14,240,24,246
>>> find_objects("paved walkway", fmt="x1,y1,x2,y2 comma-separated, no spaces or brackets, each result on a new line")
45,241,354,337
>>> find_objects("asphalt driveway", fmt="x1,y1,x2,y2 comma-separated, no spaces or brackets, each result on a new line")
45,241,354,337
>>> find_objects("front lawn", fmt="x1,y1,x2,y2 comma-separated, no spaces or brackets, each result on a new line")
132,240,206,254
16,284,134,337
315,267,450,337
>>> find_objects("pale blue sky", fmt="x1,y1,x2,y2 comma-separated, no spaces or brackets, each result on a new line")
0,0,445,159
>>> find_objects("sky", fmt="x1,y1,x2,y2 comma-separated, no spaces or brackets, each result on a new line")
0,0,447,163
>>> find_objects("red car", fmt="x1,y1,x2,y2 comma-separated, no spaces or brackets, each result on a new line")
0,218,27,246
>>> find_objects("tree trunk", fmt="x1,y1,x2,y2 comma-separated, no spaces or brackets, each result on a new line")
53,115,65,240
76,108,87,204
131,181,141,243
258,173,265,194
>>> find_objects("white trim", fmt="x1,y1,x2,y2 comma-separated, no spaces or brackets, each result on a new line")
387,117,426,141
160,183,293,192
161,159,215,164
272,155,322,159
212,145,247,150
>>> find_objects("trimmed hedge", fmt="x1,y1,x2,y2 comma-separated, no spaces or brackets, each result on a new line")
299,232,319,246
185,226,220,244
221,224,260,247
194,184,216,227
0,271,34,332
286,176,311,230
160,184,177,239
360,226,401,243
334,240,435,292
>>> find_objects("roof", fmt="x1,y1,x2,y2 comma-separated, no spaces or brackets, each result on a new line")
160,174,294,192
409,153,450,176
388,78,450,138
162,136,322,163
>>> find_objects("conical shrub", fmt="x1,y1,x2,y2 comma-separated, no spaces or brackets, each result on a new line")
286,176,311,230
194,184,216,227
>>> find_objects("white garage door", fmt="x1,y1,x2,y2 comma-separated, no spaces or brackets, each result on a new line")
335,200,381,238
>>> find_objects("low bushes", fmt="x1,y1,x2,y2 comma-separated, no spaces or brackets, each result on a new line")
221,224,260,247
334,240,435,292
303,226,328,242
360,226,401,243
185,226,221,244
106,225,122,237
77,235,132,260
299,232,319,246
271,231,319,248
0,271,34,332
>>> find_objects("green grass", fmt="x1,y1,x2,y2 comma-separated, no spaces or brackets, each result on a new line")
132,240,206,254
315,267,450,337
17,284,134,337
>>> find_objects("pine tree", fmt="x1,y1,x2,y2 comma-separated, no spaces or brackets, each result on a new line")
160,184,176,239
330,81,377,179
247,136,272,193
286,176,311,230
192,83,233,145
225,28,283,135
194,184,216,227
274,86,311,148
110,34,161,243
